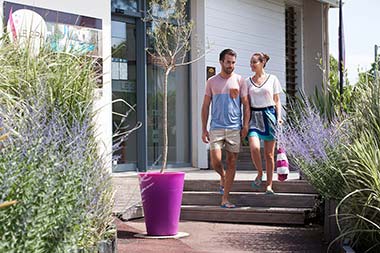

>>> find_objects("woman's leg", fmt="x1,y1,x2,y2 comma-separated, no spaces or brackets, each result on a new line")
264,140,276,190
249,136,263,180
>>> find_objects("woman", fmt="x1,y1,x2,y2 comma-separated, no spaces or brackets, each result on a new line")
246,52,283,194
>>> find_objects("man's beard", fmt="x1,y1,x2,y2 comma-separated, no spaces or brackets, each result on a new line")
223,66,234,74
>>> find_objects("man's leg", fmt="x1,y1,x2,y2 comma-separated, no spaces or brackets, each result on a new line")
210,148,225,187
222,151,238,204
221,129,240,206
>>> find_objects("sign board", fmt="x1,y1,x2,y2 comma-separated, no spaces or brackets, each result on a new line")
4,1,104,87
207,66,216,80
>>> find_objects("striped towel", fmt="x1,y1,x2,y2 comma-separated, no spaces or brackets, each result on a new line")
276,147,289,181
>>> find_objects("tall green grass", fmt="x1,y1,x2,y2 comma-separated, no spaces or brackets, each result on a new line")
331,74,380,252
287,56,380,251
0,42,97,125
0,39,114,252
311,55,357,122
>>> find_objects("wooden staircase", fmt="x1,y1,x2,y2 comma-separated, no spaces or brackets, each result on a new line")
180,179,318,225
217,146,298,171
236,146,255,170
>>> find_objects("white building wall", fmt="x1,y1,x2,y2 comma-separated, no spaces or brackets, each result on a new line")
205,0,286,91
191,0,288,168
0,0,113,171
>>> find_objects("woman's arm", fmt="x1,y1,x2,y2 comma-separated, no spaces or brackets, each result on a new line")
241,95,250,138
273,93,283,124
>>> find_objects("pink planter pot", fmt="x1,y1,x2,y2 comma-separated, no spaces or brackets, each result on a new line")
138,172,185,236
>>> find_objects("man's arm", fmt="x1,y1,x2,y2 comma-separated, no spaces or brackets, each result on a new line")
201,95,211,143
241,95,250,138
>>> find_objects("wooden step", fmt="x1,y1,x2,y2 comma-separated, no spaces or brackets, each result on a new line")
184,180,317,194
182,192,317,208
208,146,300,171
209,147,264,171
180,205,310,225
236,161,255,170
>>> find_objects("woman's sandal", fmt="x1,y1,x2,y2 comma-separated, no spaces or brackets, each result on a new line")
251,176,262,189
265,186,275,195
220,202,236,208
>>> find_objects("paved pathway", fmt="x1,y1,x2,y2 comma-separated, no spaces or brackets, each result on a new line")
116,218,327,252
112,168,327,252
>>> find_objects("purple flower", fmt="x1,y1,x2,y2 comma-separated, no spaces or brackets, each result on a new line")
0,93,113,247
278,100,346,168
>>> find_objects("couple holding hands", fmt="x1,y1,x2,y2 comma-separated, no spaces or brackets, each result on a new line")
201,49,283,208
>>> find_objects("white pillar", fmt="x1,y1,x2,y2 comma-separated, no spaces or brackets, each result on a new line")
190,0,208,169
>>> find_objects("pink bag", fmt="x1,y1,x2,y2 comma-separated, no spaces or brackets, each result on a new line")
276,147,289,181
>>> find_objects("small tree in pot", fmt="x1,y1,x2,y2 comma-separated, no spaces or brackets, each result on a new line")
139,0,205,236
145,0,204,172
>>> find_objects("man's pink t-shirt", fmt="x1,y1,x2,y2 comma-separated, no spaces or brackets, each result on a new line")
205,73,247,130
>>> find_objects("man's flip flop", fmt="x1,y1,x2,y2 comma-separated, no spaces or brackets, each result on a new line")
220,202,236,208
251,177,262,189
219,185,224,195
265,188,275,195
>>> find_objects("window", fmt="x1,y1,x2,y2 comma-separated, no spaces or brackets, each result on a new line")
111,0,138,14
285,6,297,103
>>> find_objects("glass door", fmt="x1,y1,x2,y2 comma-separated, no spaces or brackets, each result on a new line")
111,18,138,171
146,24,191,168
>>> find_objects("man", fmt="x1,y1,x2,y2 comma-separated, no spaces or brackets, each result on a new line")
201,49,250,208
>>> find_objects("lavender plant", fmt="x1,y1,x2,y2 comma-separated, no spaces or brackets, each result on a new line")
0,42,114,252
279,96,348,199
0,98,113,252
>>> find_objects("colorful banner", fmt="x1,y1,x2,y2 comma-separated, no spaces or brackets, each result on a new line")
3,1,104,87
3,1,102,57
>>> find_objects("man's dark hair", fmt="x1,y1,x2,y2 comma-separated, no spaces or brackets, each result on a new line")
219,49,237,61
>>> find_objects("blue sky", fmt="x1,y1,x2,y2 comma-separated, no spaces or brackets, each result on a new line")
329,0,380,84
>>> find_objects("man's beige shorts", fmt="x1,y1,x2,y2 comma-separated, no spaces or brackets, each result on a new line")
209,129,241,153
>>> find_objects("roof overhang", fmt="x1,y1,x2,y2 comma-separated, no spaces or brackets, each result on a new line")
320,0,339,8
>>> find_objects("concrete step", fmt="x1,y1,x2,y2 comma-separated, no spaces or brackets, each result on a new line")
180,205,310,225
184,180,317,194
182,191,318,208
